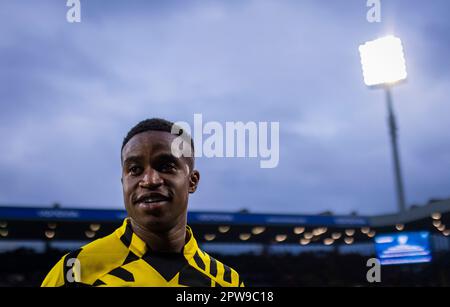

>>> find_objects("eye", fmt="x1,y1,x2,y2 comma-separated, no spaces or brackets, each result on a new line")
129,166,143,176
160,162,177,173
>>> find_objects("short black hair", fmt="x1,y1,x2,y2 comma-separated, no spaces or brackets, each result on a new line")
121,118,195,166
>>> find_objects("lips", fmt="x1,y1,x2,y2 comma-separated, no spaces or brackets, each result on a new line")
134,193,171,205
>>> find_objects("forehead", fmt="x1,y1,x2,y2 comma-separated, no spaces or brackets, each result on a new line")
122,130,176,159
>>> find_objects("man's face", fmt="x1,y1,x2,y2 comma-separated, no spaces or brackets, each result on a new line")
121,131,199,232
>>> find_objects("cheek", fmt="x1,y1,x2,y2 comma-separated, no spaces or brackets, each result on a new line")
171,178,190,198
122,178,128,192
122,178,135,199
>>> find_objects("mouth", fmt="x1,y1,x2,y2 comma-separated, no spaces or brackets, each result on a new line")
133,193,171,207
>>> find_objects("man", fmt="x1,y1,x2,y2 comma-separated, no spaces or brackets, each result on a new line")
42,118,244,287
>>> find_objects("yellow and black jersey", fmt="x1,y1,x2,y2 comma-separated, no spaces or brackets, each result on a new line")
41,218,244,287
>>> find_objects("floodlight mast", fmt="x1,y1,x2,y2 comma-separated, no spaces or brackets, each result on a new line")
385,85,406,214
359,35,408,214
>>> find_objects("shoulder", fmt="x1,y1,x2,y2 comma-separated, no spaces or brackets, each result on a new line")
41,231,129,287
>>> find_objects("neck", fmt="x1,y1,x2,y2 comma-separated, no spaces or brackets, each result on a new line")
129,217,187,253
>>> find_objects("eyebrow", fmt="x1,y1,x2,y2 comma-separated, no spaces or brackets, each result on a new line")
123,152,180,165
154,152,180,163
122,155,144,165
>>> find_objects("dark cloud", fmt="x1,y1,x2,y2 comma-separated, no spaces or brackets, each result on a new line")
0,0,449,215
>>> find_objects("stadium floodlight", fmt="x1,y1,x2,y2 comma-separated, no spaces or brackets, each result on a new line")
345,229,355,236
359,35,407,87
303,232,313,240
204,234,216,241
431,212,442,220
45,230,55,239
0,229,8,237
437,225,446,232
361,227,370,234
239,233,251,241
344,237,354,245
218,226,230,233
89,223,101,231
252,226,266,235
300,238,310,245
275,234,287,242
359,35,408,214
433,220,442,228
395,224,405,231
293,227,305,235
85,230,95,238
331,232,342,240
324,238,334,246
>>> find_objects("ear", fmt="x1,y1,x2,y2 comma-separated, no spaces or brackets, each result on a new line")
188,170,200,194
121,177,123,184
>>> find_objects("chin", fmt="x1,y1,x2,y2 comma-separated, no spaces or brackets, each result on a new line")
138,215,173,232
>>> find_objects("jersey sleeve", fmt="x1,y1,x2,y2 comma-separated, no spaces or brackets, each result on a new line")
41,256,66,287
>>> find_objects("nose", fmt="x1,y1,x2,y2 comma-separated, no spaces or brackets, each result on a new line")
139,167,163,188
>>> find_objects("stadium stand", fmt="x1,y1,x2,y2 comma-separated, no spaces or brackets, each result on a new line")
1,198,450,286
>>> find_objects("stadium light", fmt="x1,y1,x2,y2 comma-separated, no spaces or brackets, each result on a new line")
359,35,407,87
239,233,251,241
303,232,313,240
437,225,446,232
293,227,305,235
252,226,266,235
204,234,216,241
324,238,334,246
331,232,342,240
432,212,442,220
344,237,354,245
218,226,230,233
90,223,101,232
275,234,287,243
300,238,310,245
433,220,442,228
395,224,404,231
0,229,8,237
312,228,322,236
361,227,370,234
359,34,408,214
345,229,355,236
85,230,95,238
45,230,55,239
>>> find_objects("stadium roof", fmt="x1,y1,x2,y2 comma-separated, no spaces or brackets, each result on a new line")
0,206,369,227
